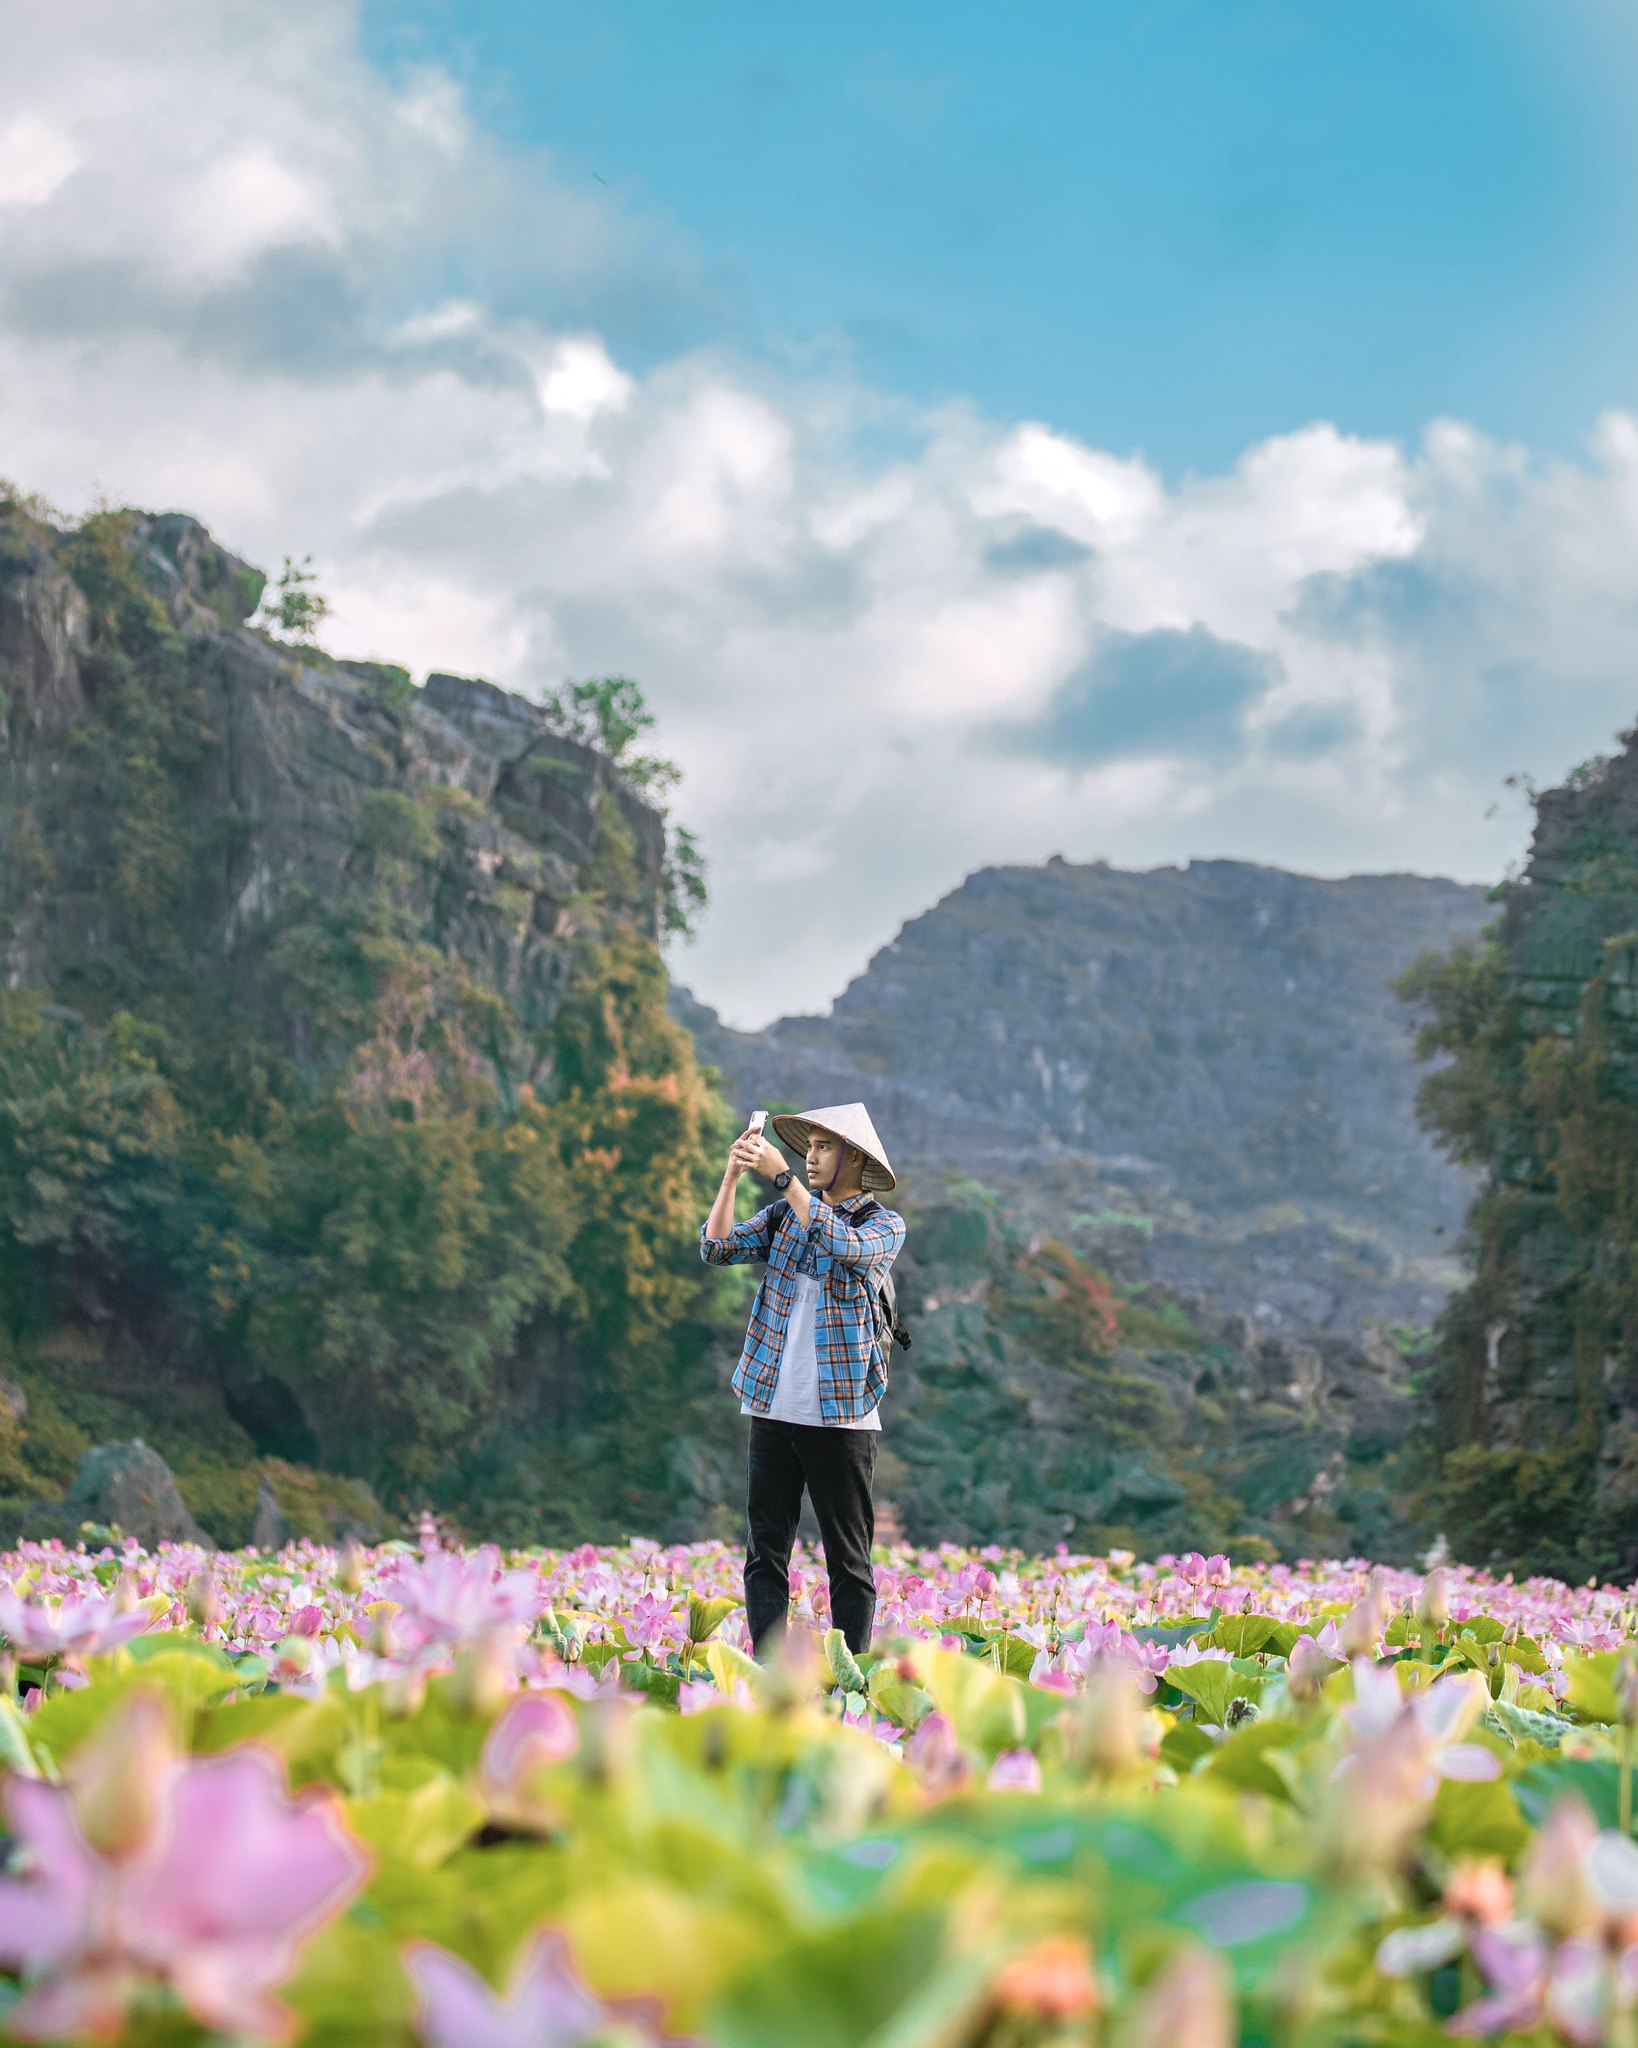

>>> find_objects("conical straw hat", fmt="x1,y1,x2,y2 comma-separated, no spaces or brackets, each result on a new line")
770,1102,896,1193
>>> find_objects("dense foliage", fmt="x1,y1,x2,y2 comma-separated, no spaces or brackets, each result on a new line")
1397,738,1638,1582
887,1184,1416,1566
2,1533,1637,2045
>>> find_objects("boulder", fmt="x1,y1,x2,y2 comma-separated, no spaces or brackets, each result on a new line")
45,1440,210,1549
248,1475,292,1553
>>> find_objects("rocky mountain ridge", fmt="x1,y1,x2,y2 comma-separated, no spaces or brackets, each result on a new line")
678,855,1492,1337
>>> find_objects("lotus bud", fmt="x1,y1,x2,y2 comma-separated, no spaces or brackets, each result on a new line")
1287,1634,1331,1703
578,1695,636,1787
1443,1859,1513,1925
763,1623,821,1713
186,1566,219,1633
368,1601,400,1660
907,1711,967,1794
110,1570,139,1616
1519,1796,1600,1940
1617,1651,1638,1730
73,1692,174,1858
1415,1568,1449,1633
1125,1944,1234,2048
449,1630,512,1718
382,1665,428,1718
1071,1666,1143,1779
991,1935,1099,2022
1339,1586,1385,1659
336,1535,365,1596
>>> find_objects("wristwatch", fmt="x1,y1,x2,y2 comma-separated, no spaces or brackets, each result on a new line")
772,1169,793,1190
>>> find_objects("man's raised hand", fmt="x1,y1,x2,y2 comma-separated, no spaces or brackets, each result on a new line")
727,1130,786,1180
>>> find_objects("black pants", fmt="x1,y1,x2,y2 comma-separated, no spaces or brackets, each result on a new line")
744,1419,877,1656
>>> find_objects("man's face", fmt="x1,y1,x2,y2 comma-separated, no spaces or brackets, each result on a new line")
805,1130,855,1193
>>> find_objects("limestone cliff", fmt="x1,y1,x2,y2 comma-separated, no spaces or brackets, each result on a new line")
0,495,721,1544
1403,730,1638,1576
0,506,666,1046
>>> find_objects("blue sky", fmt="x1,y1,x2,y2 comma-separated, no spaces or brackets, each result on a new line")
361,0,1638,473
10,4,1638,1022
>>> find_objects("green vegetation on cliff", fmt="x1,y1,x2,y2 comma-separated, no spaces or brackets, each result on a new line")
0,491,737,1542
1399,740,1638,1580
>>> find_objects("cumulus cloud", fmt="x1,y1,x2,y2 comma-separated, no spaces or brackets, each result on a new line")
2,3,1636,1027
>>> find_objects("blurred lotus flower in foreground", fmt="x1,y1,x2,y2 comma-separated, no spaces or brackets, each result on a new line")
907,1711,968,1795
1125,1944,1234,2048
0,1587,152,1662
1443,1921,1632,2044
1341,1660,1500,1789
1322,1662,1497,1873
480,1692,580,1831
0,1693,367,2041
408,1928,677,2047
1520,1798,1602,1940
991,1934,1099,2021
1070,1665,1154,1780
987,1747,1042,1792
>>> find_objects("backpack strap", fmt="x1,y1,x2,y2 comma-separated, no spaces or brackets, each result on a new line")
844,1197,912,1356
760,1199,790,1259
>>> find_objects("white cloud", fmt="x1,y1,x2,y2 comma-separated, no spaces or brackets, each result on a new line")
0,116,79,206
4,2,1637,1029
537,337,633,421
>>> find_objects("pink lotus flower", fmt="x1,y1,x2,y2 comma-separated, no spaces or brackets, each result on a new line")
383,1546,545,1654
1286,1632,1343,1700
0,1693,367,2041
407,1928,678,2047
0,1588,152,1662
1341,1659,1500,1790
623,1592,677,1654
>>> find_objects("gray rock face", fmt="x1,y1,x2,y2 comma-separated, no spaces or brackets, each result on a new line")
678,857,1492,1337
56,1440,209,1548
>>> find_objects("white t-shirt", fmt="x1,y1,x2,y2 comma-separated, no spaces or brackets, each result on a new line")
740,1270,883,1431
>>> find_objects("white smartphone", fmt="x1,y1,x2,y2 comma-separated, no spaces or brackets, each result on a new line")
747,1109,768,1138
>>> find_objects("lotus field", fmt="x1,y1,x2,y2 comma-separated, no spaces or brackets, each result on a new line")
1,1535,1637,2047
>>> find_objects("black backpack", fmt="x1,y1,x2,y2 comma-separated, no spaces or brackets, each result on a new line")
762,1198,912,1362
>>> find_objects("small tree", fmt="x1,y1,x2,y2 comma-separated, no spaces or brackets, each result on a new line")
545,676,651,758
663,826,709,941
261,554,331,644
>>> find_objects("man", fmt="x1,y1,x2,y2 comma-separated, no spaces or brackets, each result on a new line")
700,1103,905,1657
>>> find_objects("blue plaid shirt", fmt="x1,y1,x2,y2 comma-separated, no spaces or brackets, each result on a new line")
700,1193,906,1423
